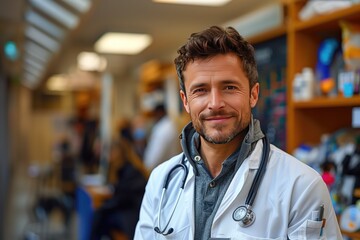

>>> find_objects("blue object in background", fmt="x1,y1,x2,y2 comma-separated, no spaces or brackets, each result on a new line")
4,41,19,61
316,38,339,81
340,204,360,232
76,187,94,240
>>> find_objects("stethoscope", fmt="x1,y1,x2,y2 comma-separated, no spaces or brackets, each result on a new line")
154,136,270,235
154,161,188,235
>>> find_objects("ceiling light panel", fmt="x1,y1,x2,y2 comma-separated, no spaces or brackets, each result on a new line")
77,52,107,72
47,74,69,91
24,54,46,71
63,0,92,13
29,0,79,29
23,69,41,83
25,10,65,39
23,63,42,77
24,41,51,62
153,0,232,6
94,32,153,55
25,25,60,52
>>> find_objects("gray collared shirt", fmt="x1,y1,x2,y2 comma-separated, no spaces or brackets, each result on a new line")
188,118,264,240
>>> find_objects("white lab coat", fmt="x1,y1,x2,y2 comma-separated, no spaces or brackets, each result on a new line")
134,140,343,240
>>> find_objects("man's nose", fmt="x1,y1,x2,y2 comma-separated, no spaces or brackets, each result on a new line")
208,89,225,109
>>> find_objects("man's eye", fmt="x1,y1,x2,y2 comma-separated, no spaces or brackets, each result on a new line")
193,88,206,93
225,86,236,90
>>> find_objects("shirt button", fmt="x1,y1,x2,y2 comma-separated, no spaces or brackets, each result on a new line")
194,155,201,162
209,181,216,188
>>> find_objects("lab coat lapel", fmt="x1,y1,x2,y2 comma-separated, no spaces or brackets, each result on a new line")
183,162,195,236
213,140,263,222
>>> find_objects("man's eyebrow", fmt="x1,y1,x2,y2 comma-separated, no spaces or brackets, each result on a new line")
189,82,207,90
221,79,239,84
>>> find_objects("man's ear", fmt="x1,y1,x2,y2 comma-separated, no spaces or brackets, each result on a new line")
250,83,259,108
180,90,190,113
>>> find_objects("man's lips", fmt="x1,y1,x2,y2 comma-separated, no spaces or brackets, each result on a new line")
204,115,232,122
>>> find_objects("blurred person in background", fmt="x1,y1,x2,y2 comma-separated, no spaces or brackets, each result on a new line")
143,104,181,171
342,136,360,205
131,113,149,159
69,92,100,174
90,118,149,240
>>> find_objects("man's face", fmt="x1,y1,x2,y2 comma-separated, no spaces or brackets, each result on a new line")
180,53,259,144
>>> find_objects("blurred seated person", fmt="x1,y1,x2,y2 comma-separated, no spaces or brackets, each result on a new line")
143,104,181,170
90,119,149,240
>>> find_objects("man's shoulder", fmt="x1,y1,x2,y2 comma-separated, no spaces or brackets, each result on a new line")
270,144,321,178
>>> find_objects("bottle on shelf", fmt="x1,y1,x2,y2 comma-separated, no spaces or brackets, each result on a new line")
301,67,315,100
292,73,304,101
292,67,316,101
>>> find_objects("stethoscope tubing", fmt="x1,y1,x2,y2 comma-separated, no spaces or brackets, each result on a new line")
245,136,270,207
155,162,188,235
154,136,270,235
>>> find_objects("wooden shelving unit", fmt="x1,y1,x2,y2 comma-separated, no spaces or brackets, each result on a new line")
247,0,360,153
248,1,360,237
285,1,360,238
293,96,360,109
286,0,360,152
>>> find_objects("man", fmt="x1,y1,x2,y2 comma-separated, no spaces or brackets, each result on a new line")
134,26,342,239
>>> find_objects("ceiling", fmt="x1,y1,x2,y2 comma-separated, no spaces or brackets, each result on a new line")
0,0,278,90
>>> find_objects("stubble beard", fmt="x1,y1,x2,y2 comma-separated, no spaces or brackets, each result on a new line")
190,110,250,145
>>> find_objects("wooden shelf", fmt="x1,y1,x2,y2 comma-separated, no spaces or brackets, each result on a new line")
285,0,360,153
294,3,360,32
293,95,360,109
341,229,360,240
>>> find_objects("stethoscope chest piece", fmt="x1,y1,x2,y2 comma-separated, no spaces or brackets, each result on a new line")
232,205,255,227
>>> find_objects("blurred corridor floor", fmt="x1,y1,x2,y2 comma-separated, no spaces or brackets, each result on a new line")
5,164,78,240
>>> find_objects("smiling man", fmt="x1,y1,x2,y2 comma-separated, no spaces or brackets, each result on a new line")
134,26,342,240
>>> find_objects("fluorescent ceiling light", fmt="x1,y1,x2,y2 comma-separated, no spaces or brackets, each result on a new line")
153,0,232,6
24,63,42,77
94,32,153,55
47,74,69,91
77,52,107,72
25,10,65,39
24,54,45,71
29,0,79,29
23,71,40,84
25,41,51,63
22,70,42,89
25,25,60,52
63,0,91,13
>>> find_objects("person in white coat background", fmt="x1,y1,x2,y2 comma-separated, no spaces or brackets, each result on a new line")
134,26,342,239
143,104,181,171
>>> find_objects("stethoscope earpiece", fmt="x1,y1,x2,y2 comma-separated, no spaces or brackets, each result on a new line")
154,226,174,235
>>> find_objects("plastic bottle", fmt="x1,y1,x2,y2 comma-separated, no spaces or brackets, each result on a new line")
302,67,315,100
293,73,304,101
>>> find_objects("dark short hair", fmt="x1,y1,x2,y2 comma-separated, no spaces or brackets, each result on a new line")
174,26,258,94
